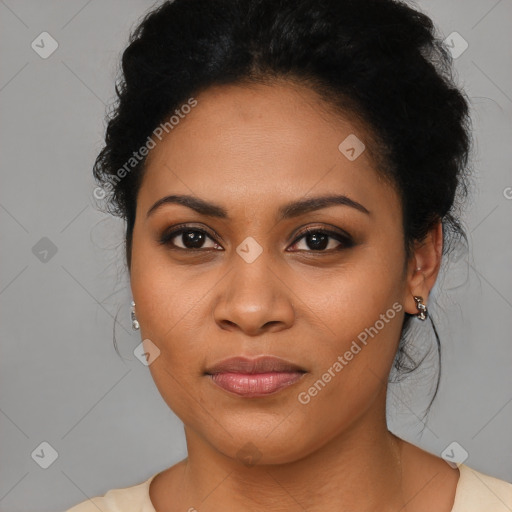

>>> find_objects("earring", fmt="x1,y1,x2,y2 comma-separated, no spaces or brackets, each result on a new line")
130,300,140,330
413,295,428,321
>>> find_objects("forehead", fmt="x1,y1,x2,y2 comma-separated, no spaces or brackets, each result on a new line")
139,81,398,218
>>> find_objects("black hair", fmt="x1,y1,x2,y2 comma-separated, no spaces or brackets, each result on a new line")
94,0,473,418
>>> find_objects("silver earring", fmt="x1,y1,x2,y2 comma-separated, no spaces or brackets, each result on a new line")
413,295,428,321
130,300,140,330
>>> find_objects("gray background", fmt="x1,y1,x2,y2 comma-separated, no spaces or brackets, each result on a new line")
0,1,511,511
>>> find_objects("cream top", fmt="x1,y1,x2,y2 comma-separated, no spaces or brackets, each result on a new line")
66,463,512,511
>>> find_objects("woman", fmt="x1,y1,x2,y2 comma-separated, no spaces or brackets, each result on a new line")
67,0,512,510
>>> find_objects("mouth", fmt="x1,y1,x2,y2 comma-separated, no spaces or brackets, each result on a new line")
204,356,307,398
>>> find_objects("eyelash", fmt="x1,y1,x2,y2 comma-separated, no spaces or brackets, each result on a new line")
158,224,354,253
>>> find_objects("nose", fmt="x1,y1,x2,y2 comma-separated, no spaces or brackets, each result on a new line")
212,254,295,336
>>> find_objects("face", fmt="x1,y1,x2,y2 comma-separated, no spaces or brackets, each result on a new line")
130,81,415,464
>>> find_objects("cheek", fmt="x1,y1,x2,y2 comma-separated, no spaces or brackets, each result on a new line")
130,241,215,419
295,237,406,402
130,234,223,371
131,228,191,325
292,287,404,443
298,236,405,347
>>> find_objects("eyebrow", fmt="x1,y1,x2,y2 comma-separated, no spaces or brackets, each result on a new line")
146,193,370,220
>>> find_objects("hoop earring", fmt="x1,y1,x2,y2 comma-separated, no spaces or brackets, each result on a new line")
413,295,428,321
130,300,140,330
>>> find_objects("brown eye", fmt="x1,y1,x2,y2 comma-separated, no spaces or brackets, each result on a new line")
159,226,222,251
289,228,354,252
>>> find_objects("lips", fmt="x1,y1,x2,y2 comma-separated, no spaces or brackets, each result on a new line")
205,356,305,374
205,356,306,397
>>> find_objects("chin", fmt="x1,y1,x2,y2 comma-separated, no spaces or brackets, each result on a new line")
196,416,318,466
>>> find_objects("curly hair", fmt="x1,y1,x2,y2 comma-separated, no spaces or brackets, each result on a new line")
94,0,473,416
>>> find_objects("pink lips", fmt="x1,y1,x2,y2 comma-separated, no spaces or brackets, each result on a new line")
205,356,306,397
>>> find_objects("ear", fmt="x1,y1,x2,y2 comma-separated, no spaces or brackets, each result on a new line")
403,220,443,316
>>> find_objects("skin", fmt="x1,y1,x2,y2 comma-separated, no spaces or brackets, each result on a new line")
129,80,460,512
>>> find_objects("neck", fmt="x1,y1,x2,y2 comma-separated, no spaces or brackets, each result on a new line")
174,414,406,512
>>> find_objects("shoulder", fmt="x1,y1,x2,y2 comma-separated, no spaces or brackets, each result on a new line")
65,473,159,512
396,437,512,511
452,464,512,512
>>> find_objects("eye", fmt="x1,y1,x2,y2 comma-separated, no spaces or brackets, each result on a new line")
159,225,222,251
158,224,354,253
288,227,354,252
